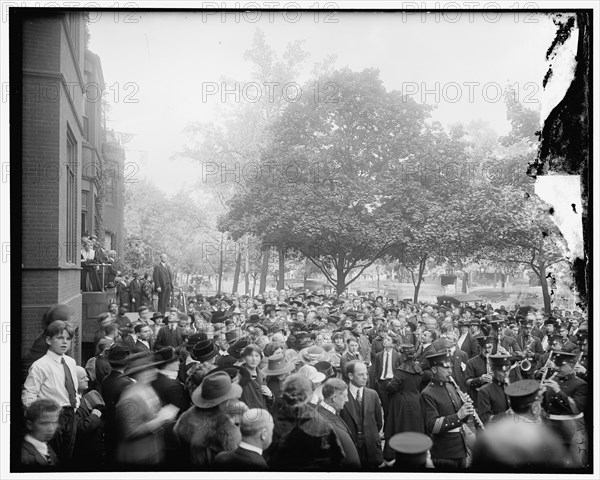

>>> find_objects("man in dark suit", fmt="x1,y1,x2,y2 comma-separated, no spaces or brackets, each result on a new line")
370,334,400,413
133,323,153,353
212,408,273,470
339,336,364,380
340,360,383,469
128,272,143,312
317,378,361,469
101,345,134,466
154,312,184,350
456,321,478,358
153,253,174,313
151,347,189,413
444,332,469,392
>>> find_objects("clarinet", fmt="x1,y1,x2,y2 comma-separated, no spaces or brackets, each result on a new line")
448,376,486,430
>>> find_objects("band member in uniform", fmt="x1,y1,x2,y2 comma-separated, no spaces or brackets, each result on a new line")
515,319,544,379
472,379,568,471
476,354,510,425
465,336,494,405
541,351,588,467
504,379,543,423
534,335,562,379
420,351,474,470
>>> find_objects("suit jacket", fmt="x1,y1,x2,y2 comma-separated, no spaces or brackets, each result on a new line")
154,325,184,350
370,349,400,386
21,440,59,468
448,348,469,392
316,404,361,468
153,262,173,291
457,333,478,358
212,446,269,470
151,371,189,413
102,370,134,456
133,339,153,354
339,351,363,378
339,386,383,467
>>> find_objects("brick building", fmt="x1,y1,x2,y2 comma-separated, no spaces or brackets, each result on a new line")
20,12,124,363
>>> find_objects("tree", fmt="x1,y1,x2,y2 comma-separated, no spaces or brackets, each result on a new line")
220,67,443,294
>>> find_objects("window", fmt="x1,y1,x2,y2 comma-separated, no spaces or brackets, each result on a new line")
66,128,78,263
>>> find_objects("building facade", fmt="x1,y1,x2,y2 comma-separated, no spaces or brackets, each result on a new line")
21,12,124,363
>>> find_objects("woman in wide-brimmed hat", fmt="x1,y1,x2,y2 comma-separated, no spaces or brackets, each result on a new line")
262,353,296,416
174,371,247,466
115,353,180,466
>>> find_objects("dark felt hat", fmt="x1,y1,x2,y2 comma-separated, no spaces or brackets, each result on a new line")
106,344,131,366
191,371,243,409
314,360,336,378
227,338,250,359
186,332,208,351
154,346,178,367
192,339,218,362
205,365,251,388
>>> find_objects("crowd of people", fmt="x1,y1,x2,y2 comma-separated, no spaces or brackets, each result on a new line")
20,282,590,472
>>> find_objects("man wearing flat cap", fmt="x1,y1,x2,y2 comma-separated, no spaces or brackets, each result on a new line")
540,351,588,467
476,354,511,425
420,351,474,469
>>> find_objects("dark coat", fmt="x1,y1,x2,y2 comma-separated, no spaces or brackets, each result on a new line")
101,370,134,459
339,386,383,468
384,363,425,460
133,339,153,354
457,333,479,358
476,380,509,425
73,395,104,469
212,446,269,470
316,404,361,469
94,356,112,395
154,325,184,350
174,404,243,466
265,404,344,470
128,279,143,311
153,262,174,291
448,348,469,392
21,440,59,468
151,371,190,413
370,349,400,386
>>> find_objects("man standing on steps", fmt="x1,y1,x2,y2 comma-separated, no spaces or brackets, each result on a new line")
153,253,174,314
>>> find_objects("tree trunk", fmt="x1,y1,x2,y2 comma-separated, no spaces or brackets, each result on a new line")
277,244,285,290
336,260,347,296
217,234,224,295
259,244,270,294
411,256,427,303
462,272,469,293
538,263,552,314
232,250,242,294
252,275,257,297
244,237,250,294
493,271,498,288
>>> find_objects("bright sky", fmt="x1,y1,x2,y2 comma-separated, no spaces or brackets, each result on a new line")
88,10,557,194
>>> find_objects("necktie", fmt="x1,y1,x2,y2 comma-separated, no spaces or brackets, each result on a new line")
61,357,77,408
356,388,362,408
382,352,389,379
45,454,53,465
